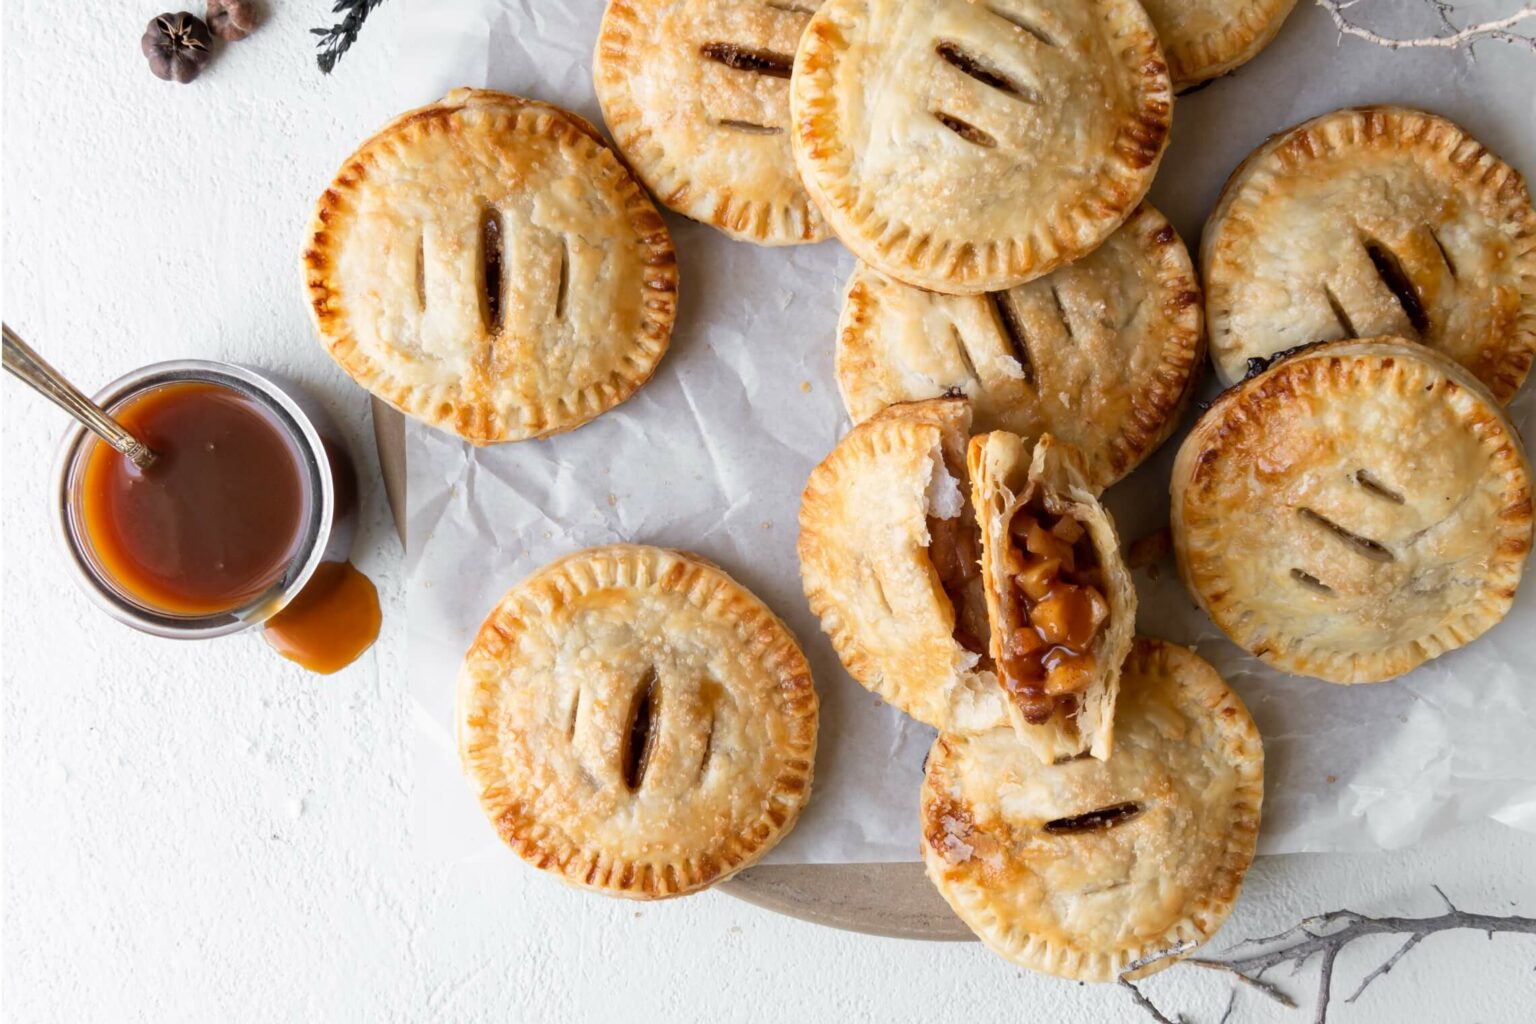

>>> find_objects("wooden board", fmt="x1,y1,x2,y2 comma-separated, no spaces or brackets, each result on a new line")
371,399,971,940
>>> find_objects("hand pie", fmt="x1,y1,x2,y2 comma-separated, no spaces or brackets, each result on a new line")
790,0,1172,294
594,0,828,245
798,397,1009,733
969,432,1135,761
304,89,678,444
921,638,1264,981
836,203,1204,491
457,545,818,898
1203,106,1536,402
1172,339,1534,684
1139,0,1296,91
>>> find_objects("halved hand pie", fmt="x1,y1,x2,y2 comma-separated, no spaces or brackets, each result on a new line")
921,637,1263,982
836,203,1204,491
1172,339,1534,684
1140,0,1296,90
594,0,828,245
798,396,1009,733
791,0,1172,294
969,432,1135,761
304,89,678,444
457,545,817,898
1203,106,1536,402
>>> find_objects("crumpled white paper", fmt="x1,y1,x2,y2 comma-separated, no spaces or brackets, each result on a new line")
399,0,1536,863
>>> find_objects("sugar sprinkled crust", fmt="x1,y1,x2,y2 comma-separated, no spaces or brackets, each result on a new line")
836,204,1204,491
1140,0,1296,90
304,89,678,444
594,0,829,245
1203,106,1536,403
921,637,1264,982
790,0,1172,294
457,545,817,899
1172,339,1534,684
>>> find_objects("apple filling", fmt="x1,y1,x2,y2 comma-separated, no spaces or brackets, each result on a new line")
927,450,991,660
996,504,1109,724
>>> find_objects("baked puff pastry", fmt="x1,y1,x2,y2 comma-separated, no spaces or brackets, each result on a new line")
594,0,829,245
1140,0,1296,91
836,204,1204,491
790,0,1172,294
922,638,1263,982
1203,106,1536,403
1172,339,1534,684
798,397,1010,733
458,545,818,898
969,432,1135,761
304,89,678,444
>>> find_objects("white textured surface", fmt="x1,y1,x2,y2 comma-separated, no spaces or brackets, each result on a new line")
3,2,1535,1022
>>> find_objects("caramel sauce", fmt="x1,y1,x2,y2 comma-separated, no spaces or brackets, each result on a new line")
78,379,381,675
998,507,1108,724
262,561,381,675
80,381,307,615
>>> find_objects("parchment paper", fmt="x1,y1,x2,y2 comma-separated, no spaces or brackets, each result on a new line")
399,0,1536,863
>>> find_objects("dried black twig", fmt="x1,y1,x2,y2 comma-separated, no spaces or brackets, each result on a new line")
1315,0,1536,54
313,0,387,74
1120,887,1536,1023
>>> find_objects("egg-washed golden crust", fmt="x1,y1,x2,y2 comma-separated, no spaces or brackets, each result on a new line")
798,397,1010,732
836,204,1204,491
304,89,678,444
1172,339,1534,684
1140,0,1296,90
594,0,829,245
921,637,1264,982
1203,106,1536,403
968,432,1135,761
790,0,1172,295
457,545,818,899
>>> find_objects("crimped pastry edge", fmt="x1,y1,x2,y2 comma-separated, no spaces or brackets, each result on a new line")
1170,338,1534,683
833,203,1205,490
457,544,818,899
303,88,679,444
790,0,1174,295
920,637,1264,982
1201,104,1536,403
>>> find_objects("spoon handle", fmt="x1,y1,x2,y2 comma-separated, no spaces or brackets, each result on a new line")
3,323,158,469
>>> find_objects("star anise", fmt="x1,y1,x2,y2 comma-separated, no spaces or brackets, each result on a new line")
142,13,213,84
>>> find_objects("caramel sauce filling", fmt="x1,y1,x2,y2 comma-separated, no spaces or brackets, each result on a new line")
997,505,1108,724
928,510,989,659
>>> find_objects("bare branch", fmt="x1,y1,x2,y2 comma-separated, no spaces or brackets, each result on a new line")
1183,959,1297,1007
1117,977,1184,1024
1314,0,1536,54
1216,989,1237,1024
1344,933,1423,1003
1119,891,1536,1023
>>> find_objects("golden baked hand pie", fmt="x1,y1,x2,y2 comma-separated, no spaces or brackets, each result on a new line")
799,396,1010,732
1139,0,1296,91
921,637,1263,981
304,89,678,444
836,203,1204,490
1172,339,1534,684
458,545,817,898
790,0,1172,294
969,432,1134,760
594,0,829,245
1203,106,1536,402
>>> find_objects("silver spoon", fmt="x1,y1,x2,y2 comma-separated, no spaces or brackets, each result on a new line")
3,322,158,469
